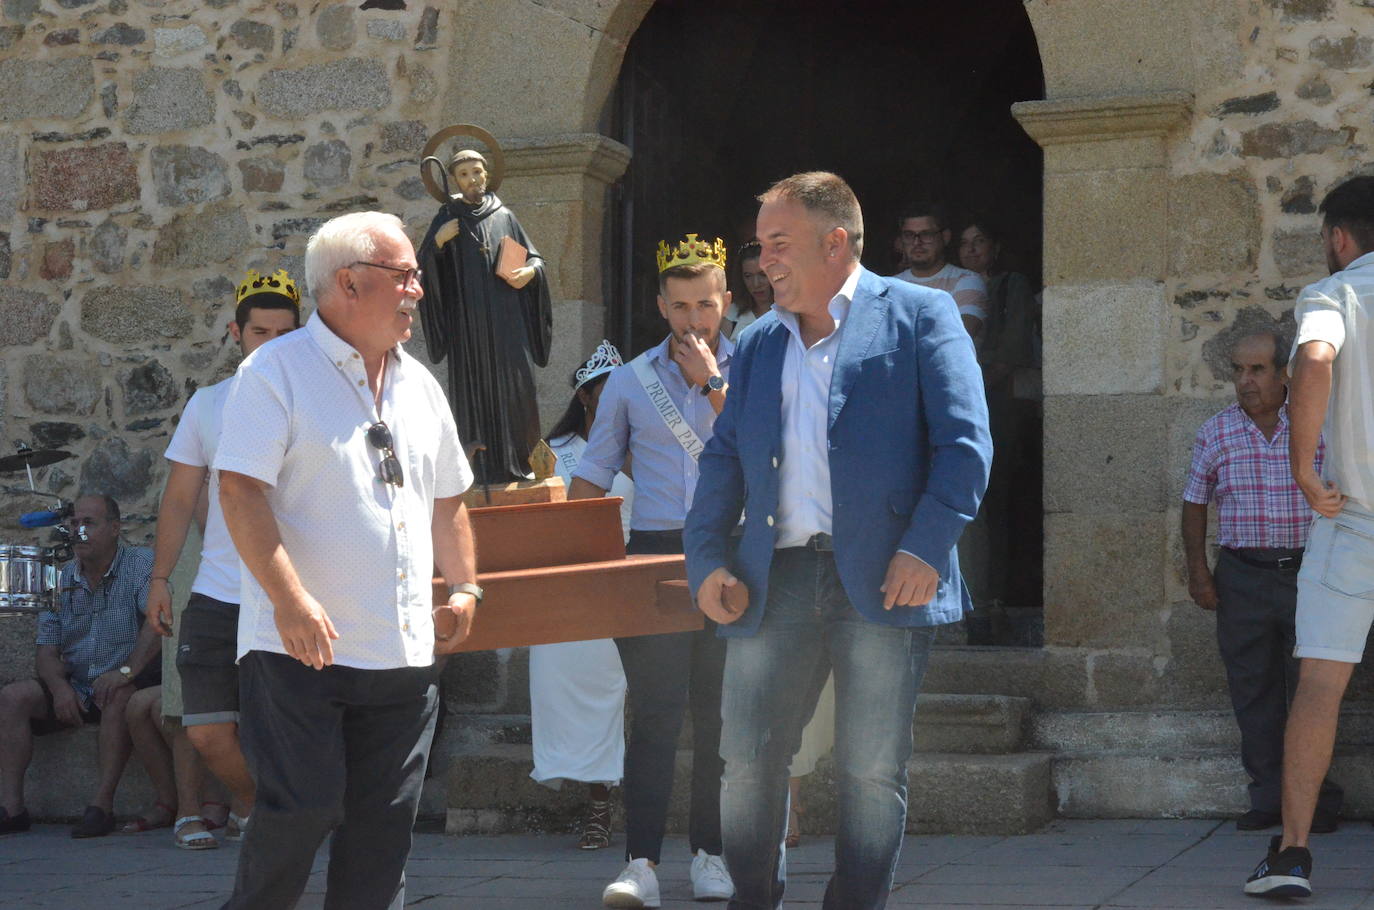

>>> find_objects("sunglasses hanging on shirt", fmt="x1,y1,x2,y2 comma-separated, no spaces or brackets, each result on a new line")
367,421,404,488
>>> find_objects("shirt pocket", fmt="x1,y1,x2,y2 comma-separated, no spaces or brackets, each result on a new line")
1320,523,1374,600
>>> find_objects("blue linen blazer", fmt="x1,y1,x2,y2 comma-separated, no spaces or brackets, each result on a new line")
683,267,992,637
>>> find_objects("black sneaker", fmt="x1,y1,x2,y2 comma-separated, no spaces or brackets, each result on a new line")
1244,835,1312,899
0,807,31,835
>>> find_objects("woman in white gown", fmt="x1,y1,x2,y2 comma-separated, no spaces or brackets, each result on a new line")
529,340,634,850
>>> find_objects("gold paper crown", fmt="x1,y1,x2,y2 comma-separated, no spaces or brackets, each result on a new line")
235,268,301,308
656,233,727,274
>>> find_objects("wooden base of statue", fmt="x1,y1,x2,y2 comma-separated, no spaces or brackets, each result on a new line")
432,495,703,653
460,476,565,509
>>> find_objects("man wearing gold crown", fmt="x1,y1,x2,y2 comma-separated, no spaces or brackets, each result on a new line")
417,148,552,484
570,234,737,907
141,269,300,848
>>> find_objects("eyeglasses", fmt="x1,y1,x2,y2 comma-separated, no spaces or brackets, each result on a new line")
351,261,423,288
367,421,404,488
899,229,944,245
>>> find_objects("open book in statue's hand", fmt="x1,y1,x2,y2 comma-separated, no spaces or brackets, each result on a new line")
496,235,528,282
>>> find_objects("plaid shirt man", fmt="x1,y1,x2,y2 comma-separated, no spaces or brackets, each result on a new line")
36,545,153,709
1183,402,1323,549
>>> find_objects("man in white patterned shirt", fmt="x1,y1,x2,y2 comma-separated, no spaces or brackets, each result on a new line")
1246,177,1374,899
215,212,479,910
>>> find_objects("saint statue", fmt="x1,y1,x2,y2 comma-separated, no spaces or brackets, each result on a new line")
417,127,553,484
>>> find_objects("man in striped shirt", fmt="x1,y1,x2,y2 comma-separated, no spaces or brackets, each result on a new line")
1245,176,1374,899
1183,330,1339,836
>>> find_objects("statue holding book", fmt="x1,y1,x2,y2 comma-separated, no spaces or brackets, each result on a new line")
417,124,553,484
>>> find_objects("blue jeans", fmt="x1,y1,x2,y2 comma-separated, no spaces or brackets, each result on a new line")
719,548,937,910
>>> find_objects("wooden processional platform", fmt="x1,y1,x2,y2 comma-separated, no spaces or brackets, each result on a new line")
431,479,703,653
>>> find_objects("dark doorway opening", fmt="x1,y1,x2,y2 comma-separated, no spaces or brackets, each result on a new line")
604,0,1046,643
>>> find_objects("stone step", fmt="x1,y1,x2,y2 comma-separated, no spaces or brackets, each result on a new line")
21,725,157,822
439,744,1054,836
1032,706,1374,753
915,693,1032,754
1051,748,1374,819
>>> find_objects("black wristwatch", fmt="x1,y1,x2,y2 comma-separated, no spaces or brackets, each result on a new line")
448,582,484,604
701,374,725,396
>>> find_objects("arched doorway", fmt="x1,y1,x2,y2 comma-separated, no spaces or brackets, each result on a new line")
603,0,1046,643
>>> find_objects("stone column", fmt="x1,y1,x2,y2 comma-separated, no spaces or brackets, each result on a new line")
1012,93,1191,687
499,133,631,420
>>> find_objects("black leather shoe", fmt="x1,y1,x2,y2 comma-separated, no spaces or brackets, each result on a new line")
1311,808,1340,834
1236,809,1282,830
71,805,115,839
0,807,31,835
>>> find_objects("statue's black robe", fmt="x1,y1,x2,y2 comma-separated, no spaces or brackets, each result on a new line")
417,193,553,484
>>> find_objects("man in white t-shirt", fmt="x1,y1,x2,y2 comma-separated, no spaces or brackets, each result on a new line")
148,269,301,844
892,203,988,344
1245,177,1374,900
216,212,478,910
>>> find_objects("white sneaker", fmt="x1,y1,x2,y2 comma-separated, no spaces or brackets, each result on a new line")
603,857,661,908
690,849,735,902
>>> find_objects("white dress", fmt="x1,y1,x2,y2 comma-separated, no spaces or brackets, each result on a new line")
528,433,633,787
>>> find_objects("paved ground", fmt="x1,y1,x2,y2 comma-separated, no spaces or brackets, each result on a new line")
3,818,1374,908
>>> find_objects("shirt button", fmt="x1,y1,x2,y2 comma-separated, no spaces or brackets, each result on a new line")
397,521,406,530
351,353,359,359
403,622,410,632
358,379,365,386
398,571,406,580
772,457,779,469
766,515,775,526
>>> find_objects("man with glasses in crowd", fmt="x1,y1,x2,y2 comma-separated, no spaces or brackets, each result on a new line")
892,203,989,344
215,211,480,909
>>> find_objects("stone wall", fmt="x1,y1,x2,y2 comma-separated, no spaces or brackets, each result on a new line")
1020,0,1374,709
0,0,459,553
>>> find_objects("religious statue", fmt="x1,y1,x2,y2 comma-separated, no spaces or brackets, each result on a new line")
416,124,553,484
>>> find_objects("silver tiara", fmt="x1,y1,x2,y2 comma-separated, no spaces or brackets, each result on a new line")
574,339,624,389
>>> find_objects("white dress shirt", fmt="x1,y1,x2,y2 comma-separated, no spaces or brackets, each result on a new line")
773,267,861,548
214,312,473,670
164,379,240,604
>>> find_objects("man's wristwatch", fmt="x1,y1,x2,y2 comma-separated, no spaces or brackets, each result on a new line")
701,374,725,396
448,582,484,604
118,665,133,682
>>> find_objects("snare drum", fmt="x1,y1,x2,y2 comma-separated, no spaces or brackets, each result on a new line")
0,544,59,616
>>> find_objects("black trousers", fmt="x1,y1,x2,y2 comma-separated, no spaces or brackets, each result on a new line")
1215,549,1342,816
224,651,441,910
615,528,727,863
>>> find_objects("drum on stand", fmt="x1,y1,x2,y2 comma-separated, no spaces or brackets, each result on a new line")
0,545,60,617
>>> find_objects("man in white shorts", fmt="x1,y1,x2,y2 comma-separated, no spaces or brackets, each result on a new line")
1246,176,1374,900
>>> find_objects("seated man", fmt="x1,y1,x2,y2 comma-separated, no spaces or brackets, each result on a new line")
0,494,160,837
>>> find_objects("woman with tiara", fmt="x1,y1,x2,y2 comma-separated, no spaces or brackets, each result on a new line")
528,340,634,850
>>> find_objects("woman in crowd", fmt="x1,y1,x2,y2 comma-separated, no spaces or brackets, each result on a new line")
725,240,773,337
959,217,1043,611
528,340,634,850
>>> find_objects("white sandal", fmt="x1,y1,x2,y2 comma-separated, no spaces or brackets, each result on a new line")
225,812,250,842
173,815,219,850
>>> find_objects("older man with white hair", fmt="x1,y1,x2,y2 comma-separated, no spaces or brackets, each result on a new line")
215,211,479,910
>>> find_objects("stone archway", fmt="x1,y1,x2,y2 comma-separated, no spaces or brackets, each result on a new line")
441,0,1274,710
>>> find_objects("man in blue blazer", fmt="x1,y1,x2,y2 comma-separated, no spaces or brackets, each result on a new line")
684,171,991,910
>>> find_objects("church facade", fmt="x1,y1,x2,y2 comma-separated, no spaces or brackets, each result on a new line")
1,0,1372,822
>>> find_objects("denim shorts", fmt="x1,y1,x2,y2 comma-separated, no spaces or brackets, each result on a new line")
176,593,241,726
1295,504,1374,664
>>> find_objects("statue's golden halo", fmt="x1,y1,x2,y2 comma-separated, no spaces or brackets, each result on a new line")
420,123,505,203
